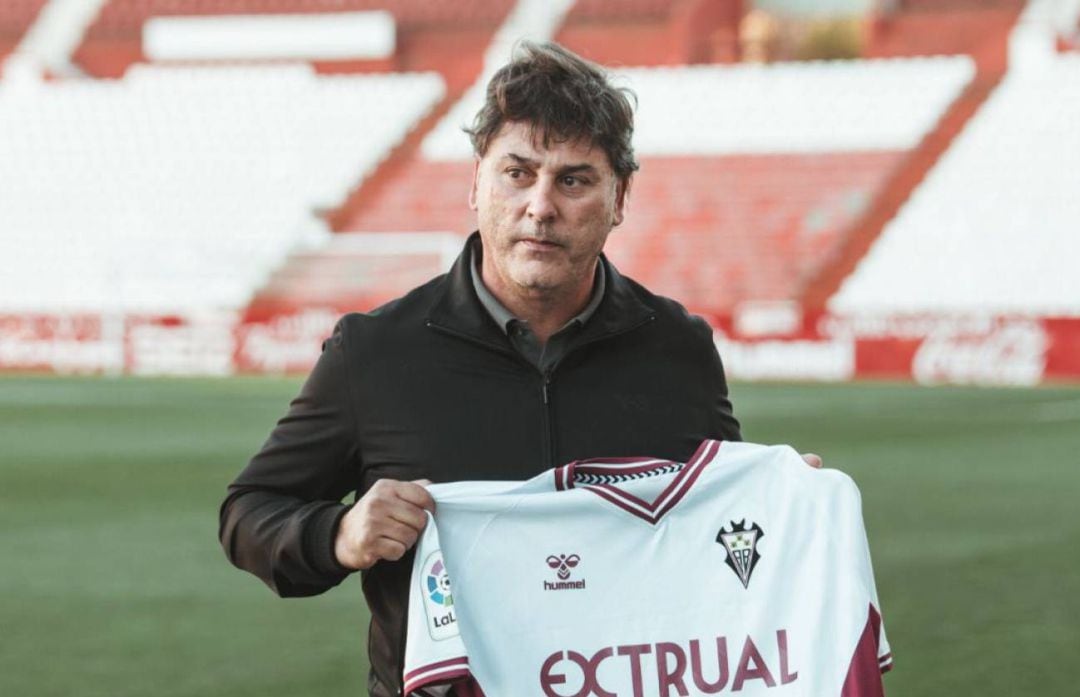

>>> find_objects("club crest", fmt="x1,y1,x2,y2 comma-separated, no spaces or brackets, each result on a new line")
717,520,764,589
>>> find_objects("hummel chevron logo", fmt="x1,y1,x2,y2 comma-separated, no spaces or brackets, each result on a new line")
544,554,585,591
717,520,764,589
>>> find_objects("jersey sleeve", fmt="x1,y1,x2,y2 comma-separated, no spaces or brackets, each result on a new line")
834,473,893,697
403,511,472,696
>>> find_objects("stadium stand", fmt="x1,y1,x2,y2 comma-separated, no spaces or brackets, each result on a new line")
828,54,1080,316
569,0,674,20
0,64,443,313
246,233,465,320
866,0,1025,73
5,0,1074,380
556,0,742,66
622,59,972,154
345,56,974,318
900,0,1024,9
0,1,48,63
10,0,108,75
274,0,583,309
90,0,512,29
335,159,477,235
418,0,576,164
74,0,515,78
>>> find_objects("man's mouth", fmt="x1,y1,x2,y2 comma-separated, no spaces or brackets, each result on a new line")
518,237,561,250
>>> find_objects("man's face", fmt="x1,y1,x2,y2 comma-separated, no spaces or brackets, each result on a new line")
470,121,628,302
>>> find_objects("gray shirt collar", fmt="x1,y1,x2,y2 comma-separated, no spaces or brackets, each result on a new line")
470,238,606,336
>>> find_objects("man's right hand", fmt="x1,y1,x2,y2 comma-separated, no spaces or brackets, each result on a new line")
334,479,435,571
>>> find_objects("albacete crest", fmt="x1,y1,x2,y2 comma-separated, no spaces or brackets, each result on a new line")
717,520,764,589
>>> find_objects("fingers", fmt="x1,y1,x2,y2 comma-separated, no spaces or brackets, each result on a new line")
386,503,429,532
369,536,409,563
333,478,436,571
801,453,823,469
398,479,436,512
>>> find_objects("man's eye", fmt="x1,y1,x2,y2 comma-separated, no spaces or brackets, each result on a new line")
507,168,528,179
561,176,583,187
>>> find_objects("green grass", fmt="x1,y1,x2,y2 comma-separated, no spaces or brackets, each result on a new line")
1,376,1078,696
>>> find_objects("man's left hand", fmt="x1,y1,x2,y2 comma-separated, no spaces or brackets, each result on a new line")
801,453,823,469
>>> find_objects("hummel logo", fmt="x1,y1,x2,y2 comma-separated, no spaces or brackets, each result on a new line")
546,553,580,580
544,554,585,591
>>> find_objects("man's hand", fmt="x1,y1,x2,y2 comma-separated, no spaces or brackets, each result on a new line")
334,479,435,571
802,453,823,469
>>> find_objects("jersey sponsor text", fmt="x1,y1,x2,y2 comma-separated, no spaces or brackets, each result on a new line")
539,629,798,697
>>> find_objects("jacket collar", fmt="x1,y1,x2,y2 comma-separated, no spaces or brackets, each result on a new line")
426,232,655,347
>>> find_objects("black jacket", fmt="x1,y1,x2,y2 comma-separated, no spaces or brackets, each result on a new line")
219,234,741,696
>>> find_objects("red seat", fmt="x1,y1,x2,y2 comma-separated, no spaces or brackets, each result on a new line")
0,0,48,62
335,151,904,317
89,0,514,35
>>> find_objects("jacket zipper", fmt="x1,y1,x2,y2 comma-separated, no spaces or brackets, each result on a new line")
537,314,655,469
540,371,554,468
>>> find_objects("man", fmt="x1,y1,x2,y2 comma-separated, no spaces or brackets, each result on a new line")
220,41,819,696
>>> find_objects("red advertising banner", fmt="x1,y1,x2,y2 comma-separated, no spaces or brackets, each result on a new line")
2,311,1079,384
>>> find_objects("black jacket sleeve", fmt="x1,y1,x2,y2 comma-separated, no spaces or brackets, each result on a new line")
218,321,360,596
705,320,742,442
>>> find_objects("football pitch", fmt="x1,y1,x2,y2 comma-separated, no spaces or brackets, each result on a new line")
1,375,1077,696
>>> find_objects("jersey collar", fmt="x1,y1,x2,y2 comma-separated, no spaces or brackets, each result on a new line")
554,439,722,525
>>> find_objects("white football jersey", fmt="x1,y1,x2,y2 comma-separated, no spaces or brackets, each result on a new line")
404,440,892,696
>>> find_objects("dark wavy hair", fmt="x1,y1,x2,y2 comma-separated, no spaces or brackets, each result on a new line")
465,41,639,184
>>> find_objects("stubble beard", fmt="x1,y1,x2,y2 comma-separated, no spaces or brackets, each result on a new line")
479,206,609,306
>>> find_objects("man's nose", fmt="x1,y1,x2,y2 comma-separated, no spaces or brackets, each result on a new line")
526,178,557,223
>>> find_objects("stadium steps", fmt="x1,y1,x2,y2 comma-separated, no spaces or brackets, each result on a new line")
330,158,476,233
319,151,904,318
244,233,465,320
12,0,107,75
0,0,48,63
866,1,1024,73
73,0,514,77
555,0,742,66
320,18,505,232
0,64,443,314
250,3,512,313
602,152,906,317
802,78,1010,311
323,93,472,234
827,54,1080,316
326,0,570,233
313,56,973,319
805,0,1025,311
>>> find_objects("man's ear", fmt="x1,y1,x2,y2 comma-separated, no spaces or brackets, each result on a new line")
468,159,481,212
612,176,631,227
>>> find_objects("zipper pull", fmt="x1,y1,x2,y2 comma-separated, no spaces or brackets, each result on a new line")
542,375,551,404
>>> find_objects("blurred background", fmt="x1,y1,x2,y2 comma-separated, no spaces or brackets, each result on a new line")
1,0,1077,695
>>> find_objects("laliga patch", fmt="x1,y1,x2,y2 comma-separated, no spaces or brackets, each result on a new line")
420,550,459,640
717,520,764,589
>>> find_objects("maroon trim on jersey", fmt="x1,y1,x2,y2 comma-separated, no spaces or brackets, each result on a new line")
651,453,712,521
574,455,678,465
555,466,568,491
555,440,722,524
404,656,467,682
403,656,472,696
840,604,890,697
449,677,487,697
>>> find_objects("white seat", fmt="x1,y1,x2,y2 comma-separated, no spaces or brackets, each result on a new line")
421,55,975,159
0,64,444,313
830,56,1080,316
